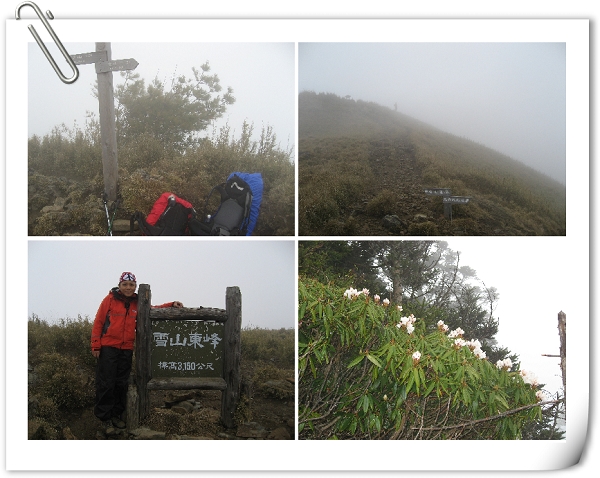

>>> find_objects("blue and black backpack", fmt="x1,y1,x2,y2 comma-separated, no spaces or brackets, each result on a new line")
189,172,264,236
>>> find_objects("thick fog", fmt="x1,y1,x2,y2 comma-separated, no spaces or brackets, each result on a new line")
299,43,566,185
28,42,295,152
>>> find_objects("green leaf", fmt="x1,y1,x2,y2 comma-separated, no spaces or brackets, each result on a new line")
347,354,365,368
362,395,370,413
350,416,358,434
298,302,306,321
366,354,382,368
425,380,436,397
413,368,420,393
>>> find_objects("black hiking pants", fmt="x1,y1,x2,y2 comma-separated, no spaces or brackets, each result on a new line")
94,346,133,422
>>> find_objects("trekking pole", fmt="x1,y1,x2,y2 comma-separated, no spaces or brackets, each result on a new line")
102,192,112,236
107,198,120,236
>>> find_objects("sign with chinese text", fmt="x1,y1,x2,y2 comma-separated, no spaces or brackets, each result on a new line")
151,320,224,378
424,188,452,196
442,196,471,204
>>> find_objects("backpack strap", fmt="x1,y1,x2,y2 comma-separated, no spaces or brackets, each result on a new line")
130,211,163,236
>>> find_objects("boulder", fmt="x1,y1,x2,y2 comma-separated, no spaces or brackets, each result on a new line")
236,422,269,439
268,427,291,440
381,215,405,233
171,400,195,415
130,427,166,440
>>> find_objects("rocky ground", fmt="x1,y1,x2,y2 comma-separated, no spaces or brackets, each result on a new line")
29,360,295,441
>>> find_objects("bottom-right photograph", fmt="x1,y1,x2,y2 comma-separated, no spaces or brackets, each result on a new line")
297,239,567,441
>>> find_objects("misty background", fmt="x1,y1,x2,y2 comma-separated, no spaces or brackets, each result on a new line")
442,237,572,401
28,42,295,152
28,240,295,330
298,42,566,185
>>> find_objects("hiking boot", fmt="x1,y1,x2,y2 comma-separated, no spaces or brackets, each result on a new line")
102,420,114,432
111,417,126,429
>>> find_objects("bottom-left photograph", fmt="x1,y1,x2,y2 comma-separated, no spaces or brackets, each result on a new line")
26,239,296,441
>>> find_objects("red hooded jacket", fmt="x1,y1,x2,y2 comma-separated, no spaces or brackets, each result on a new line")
91,287,174,351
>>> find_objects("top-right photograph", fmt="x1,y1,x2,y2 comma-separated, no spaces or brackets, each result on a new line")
298,43,566,236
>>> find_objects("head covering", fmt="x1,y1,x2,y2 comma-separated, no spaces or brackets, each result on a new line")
119,272,136,284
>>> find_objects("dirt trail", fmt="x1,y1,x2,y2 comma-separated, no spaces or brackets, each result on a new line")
349,135,433,235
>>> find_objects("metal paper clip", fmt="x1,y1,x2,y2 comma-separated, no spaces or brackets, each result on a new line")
16,1,79,84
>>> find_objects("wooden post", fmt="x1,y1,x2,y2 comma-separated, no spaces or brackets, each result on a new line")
558,311,566,413
96,42,119,201
222,286,242,428
135,284,152,421
126,384,139,432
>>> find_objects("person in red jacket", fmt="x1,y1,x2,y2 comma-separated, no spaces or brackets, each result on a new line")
91,271,183,433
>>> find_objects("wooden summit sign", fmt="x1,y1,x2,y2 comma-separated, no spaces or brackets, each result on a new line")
130,284,242,430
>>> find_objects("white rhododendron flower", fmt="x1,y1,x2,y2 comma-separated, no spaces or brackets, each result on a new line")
374,294,380,303
437,320,449,332
383,298,390,306
519,370,539,387
473,348,486,359
412,351,421,362
448,327,465,338
535,390,547,402
362,288,370,296
496,358,513,371
453,338,467,349
343,287,360,299
466,339,482,351
397,314,417,333
397,305,403,312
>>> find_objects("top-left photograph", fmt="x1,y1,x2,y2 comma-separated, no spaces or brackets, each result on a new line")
28,42,295,236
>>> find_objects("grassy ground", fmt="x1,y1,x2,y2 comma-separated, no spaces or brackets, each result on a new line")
298,92,565,236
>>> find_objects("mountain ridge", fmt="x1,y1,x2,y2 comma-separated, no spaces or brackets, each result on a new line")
298,91,566,236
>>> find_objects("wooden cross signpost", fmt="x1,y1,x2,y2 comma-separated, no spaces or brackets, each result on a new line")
70,43,139,201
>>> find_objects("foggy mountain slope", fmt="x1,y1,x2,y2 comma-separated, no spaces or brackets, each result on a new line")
298,91,566,236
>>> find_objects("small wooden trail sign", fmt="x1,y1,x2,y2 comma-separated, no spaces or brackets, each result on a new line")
424,187,473,220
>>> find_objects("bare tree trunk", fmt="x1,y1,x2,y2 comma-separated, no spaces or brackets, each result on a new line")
558,311,566,415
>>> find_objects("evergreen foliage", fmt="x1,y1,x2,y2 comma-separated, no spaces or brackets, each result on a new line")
298,241,562,439
28,67,294,236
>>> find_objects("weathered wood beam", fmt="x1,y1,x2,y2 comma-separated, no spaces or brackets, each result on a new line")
149,307,227,321
147,377,227,391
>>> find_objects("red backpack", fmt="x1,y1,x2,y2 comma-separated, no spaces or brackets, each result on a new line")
130,193,195,236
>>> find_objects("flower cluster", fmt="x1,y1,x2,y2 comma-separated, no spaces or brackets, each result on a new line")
448,327,465,338
412,350,421,364
343,287,364,299
535,390,548,402
437,322,487,359
396,314,417,335
519,369,539,388
465,339,486,359
496,357,513,371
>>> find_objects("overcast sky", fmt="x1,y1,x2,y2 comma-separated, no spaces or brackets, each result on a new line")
299,42,566,184
28,239,296,330
28,41,295,152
